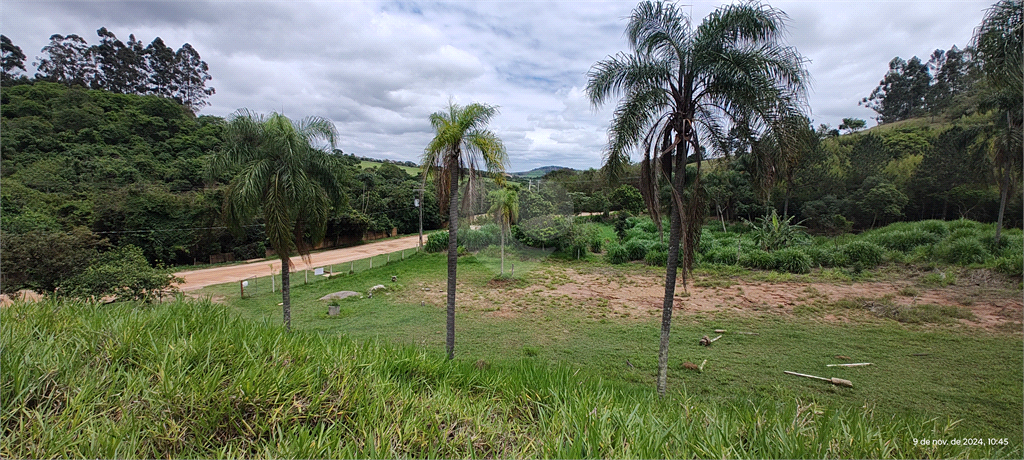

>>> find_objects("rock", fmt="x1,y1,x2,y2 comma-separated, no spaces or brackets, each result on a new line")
319,291,360,301
391,275,398,282
369,284,386,294
328,305,341,316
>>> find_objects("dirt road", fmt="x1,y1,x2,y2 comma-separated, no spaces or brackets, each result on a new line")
173,235,423,291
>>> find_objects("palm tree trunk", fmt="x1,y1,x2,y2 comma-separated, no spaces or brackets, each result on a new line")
281,257,291,332
446,159,459,360
500,225,505,277
995,167,1010,246
657,201,682,397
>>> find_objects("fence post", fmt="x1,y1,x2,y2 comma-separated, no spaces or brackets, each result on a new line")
387,254,390,265
370,257,373,270
350,261,354,274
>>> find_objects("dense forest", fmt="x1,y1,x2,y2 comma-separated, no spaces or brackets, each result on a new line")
0,80,443,295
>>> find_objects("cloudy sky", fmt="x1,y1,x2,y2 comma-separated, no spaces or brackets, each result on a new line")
2,1,993,171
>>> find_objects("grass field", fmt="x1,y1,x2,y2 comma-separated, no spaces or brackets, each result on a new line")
216,247,1023,451
358,160,421,176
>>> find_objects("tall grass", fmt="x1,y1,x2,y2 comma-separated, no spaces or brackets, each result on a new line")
3,297,1017,458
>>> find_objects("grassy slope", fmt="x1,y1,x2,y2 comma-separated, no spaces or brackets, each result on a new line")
5,296,1019,458
358,160,421,176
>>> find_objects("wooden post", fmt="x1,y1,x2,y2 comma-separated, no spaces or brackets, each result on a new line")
240,280,244,298
350,261,354,273
369,257,373,270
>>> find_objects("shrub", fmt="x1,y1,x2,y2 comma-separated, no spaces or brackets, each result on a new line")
993,256,1023,277
589,238,603,254
605,245,629,264
805,246,847,267
701,247,738,265
946,218,979,232
643,248,667,266
624,226,654,243
648,241,668,253
871,230,940,252
840,241,884,268
773,248,811,274
948,227,978,242
61,245,180,301
914,220,949,238
458,227,495,251
942,238,988,265
623,239,651,261
745,210,808,251
425,231,449,253
739,249,775,270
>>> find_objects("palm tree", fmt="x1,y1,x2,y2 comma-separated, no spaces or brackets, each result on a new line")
423,101,507,360
587,0,808,396
489,185,520,277
211,109,342,332
972,0,1022,246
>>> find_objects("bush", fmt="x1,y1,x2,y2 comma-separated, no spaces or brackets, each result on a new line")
871,230,940,252
61,245,180,301
914,220,949,237
840,241,884,268
623,239,652,261
805,246,847,268
993,256,1023,277
458,227,495,251
739,249,775,270
644,250,667,266
942,238,988,265
425,231,449,253
701,247,738,265
946,218,979,232
773,248,811,274
605,245,629,264
589,238,603,254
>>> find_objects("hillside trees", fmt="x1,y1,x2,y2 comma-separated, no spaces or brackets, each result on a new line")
26,28,215,111
1,35,27,82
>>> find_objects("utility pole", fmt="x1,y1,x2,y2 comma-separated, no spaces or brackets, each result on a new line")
414,186,425,249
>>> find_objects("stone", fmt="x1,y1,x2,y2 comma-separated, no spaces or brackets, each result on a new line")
328,305,341,316
369,284,386,294
319,291,360,301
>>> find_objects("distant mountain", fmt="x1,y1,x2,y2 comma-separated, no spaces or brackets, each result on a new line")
512,165,575,178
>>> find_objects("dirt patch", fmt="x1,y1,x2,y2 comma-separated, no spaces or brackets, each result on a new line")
418,266,1021,331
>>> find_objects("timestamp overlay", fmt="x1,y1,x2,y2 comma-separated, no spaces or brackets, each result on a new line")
913,437,1011,447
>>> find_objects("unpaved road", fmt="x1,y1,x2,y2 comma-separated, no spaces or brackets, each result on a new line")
173,235,422,291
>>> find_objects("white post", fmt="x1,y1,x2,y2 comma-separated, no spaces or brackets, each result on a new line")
269,264,275,293
369,257,373,269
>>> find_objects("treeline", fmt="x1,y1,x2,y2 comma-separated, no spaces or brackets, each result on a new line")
0,82,442,295
1,29,214,112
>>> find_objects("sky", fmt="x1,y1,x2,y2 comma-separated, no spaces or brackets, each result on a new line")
1,0,994,172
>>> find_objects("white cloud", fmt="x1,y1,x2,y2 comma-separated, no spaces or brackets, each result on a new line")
0,0,993,170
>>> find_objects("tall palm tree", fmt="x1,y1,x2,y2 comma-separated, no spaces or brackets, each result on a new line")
211,109,342,332
423,101,507,360
587,0,808,396
972,0,1022,246
489,185,520,277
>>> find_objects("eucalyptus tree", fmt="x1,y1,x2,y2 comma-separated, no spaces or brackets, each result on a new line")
489,185,520,277
587,0,808,396
422,101,507,360
972,0,1022,246
212,110,343,331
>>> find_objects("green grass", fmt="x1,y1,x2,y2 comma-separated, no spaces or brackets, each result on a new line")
215,250,1023,453
4,296,1020,458
358,160,420,176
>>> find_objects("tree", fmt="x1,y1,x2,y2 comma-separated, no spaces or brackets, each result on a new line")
972,0,1023,246
34,34,96,86
211,110,343,331
92,28,149,94
489,185,520,277
587,0,807,396
145,37,177,98
1,35,27,82
861,56,931,123
422,101,507,360
173,43,215,112
839,117,866,134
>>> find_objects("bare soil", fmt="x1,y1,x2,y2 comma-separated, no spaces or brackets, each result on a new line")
405,266,1023,331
